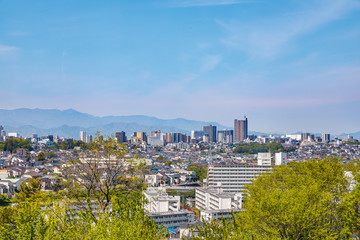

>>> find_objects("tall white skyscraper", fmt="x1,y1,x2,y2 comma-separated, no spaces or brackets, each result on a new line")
80,131,86,142
322,133,330,143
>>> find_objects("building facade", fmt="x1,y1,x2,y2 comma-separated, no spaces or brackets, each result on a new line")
115,131,127,143
234,117,248,142
203,125,217,143
217,130,233,144
207,164,272,193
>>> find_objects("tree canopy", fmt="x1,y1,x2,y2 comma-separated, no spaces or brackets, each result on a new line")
188,164,208,183
233,142,289,154
193,158,360,239
0,138,33,153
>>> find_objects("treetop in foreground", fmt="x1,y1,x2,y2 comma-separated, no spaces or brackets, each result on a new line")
193,158,360,239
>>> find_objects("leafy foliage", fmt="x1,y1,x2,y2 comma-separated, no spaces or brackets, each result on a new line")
233,142,287,154
55,139,89,150
193,158,360,239
61,134,146,214
188,164,208,182
15,178,45,202
0,138,33,153
0,194,166,239
35,152,46,161
0,194,10,206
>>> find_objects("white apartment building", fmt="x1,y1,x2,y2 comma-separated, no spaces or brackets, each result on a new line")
148,210,195,229
145,174,161,187
275,152,287,165
258,152,271,166
200,209,242,222
8,132,19,138
207,164,272,193
144,187,180,213
195,187,242,210
147,133,165,146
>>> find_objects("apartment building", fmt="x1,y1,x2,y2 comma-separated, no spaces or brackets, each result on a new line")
207,164,272,193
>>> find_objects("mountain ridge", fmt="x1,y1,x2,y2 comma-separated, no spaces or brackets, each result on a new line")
0,108,230,139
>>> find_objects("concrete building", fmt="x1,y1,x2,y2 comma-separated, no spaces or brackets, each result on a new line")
234,116,248,142
322,133,330,143
145,174,161,187
203,125,217,143
301,133,311,141
275,152,287,165
133,132,147,144
207,164,272,193
217,130,233,144
144,187,180,213
191,130,204,140
258,152,272,166
195,187,242,211
200,209,242,222
115,131,127,143
147,133,164,146
286,134,302,141
8,132,19,138
80,131,86,142
148,211,195,229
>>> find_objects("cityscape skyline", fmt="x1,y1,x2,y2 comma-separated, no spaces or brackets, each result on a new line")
1,0,359,134
0,107,359,136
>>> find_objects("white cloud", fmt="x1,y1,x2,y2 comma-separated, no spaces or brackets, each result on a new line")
0,44,18,53
200,54,222,71
170,0,251,8
217,0,360,59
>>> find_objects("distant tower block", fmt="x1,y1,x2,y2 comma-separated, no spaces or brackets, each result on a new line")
234,116,248,142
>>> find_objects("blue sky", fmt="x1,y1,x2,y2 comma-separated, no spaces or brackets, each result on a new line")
0,0,359,134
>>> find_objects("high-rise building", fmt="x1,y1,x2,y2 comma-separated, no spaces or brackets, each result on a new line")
133,132,147,144
191,130,204,140
234,116,248,142
86,135,92,143
80,131,86,142
322,133,330,143
115,131,127,143
301,133,311,141
151,130,161,136
203,125,217,143
217,130,233,143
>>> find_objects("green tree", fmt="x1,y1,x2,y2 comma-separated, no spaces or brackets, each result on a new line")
0,194,166,239
266,142,284,153
188,164,208,182
62,134,146,215
0,194,10,206
193,158,359,239
36,152,46,161
2,138,33,153
15,178,45,202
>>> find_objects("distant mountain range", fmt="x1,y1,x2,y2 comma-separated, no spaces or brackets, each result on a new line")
1,108,358,140
0,108,232,139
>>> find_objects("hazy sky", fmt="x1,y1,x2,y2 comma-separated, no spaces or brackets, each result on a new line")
1,0,359,134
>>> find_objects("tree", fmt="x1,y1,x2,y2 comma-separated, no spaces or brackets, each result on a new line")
0,194,10,206
188,164,208,183
0,193,166,239
36,152,46,161
193,158,360,239
63,134,146,215
266,142,283,153
15,178,44,202
2,138,33,153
